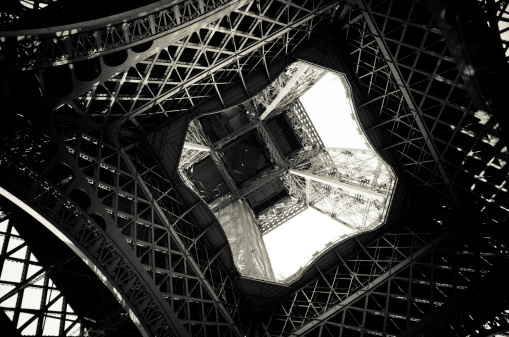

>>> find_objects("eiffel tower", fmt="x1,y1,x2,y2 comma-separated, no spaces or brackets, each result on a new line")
1,0,509,336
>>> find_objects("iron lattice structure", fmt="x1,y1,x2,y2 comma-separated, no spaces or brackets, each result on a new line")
1,0,509,337
176,67,395,236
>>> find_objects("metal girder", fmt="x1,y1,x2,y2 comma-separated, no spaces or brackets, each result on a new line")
183,141,210,152
5,1,509,336
0,255,76,304
2,116,253,336
278,223,464,336
115,140,243,337
209,150,242,197
266,208,507,336
262,217,445,334
119,0,341,125
285,99,326,150
260,63,308,120
179,148,210,171
0,208,87,336
307,179,386,230
289,169,385,201
240,166,288,197
212,122,258,151
358,0,460,207
258,200,308,235
0,0,254,70
118,136,250,333
309,204,356,230
178,67,328,204
0,142,189,337
257,121,286,166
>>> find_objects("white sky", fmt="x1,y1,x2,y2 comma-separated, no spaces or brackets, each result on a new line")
263,71,369,281
300,72,368,150
0,219,82,336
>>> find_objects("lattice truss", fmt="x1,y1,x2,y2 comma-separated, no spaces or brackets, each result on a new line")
175,62,337,234
1,0,509,336
426,234,509,337
28,0,344,132
0,120,251,336
179,120,211,172
254,99,395,234
250,1,509,333
251,142,394,235
341,0,508,223
244,62,326,120
0,218,86,336
252,160,392,236
285,98,326,150
327,149,394,194
262,215,507,336
178,60,324,178
286,149,394,232
256,197,307,235
310,181,385,230
1,0,252,69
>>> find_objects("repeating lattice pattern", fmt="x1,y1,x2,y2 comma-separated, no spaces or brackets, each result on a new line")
0,219,85,336
342,0,508,222
1,0,509,336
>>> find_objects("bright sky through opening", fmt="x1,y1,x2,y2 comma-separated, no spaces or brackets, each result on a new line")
0,219,83,335
263,72,369,281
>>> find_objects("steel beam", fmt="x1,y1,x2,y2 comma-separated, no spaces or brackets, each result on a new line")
325,147,372,154
0,185,155,337
212,122,258,150
309,205,356,230
1,0,254,70
289,169,385,201
259,201,308,235
358,0,460,207
209,150,242,197
260,63,308,120
291,228,455,335
183,141,211,152
240,167,287,197
121,1,342,124
0,255,76,304
256,121,286,166
116,144,243,337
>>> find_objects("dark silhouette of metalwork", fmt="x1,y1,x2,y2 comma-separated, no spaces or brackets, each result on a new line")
1,0,508,336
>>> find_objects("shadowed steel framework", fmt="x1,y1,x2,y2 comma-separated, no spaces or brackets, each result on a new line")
1,0,509,336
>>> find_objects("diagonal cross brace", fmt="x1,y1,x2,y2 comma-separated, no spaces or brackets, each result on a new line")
357,0,460,207
121,1,342,124
290,227,456,336
115,142,243,337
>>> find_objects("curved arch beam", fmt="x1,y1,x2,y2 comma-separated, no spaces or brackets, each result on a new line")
0,154,190,337
0,0,252,71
